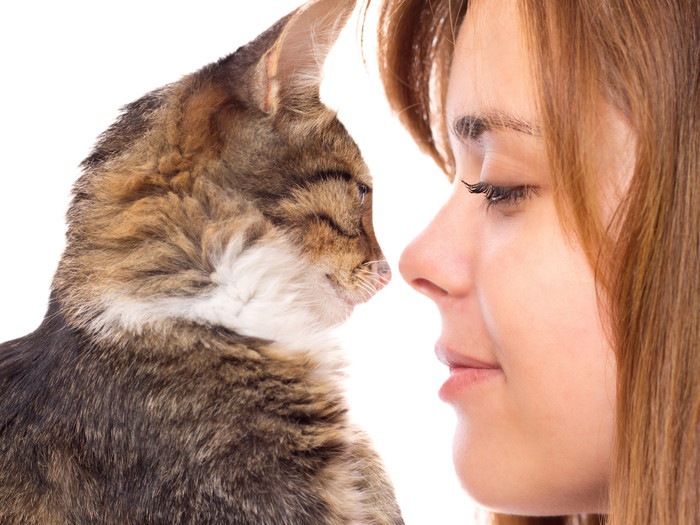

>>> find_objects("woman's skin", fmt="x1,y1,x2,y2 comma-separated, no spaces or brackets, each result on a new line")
399,0,633,515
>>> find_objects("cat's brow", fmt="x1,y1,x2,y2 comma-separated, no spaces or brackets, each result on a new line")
305,170,354,185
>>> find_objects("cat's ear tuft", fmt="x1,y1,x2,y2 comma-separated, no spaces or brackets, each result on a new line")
250,0,357,114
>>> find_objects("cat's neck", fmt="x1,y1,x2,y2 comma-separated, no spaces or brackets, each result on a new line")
54,227,350,383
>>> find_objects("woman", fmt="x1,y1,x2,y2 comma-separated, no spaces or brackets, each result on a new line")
370,0,700,523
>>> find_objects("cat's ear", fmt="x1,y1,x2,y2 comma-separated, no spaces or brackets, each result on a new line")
248,0,357,114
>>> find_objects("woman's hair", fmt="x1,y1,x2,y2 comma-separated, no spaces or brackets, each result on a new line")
370,0,700,524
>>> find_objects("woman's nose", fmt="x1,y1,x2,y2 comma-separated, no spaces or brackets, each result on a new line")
399,189,475,302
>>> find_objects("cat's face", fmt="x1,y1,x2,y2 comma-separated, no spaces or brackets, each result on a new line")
54,0,388,346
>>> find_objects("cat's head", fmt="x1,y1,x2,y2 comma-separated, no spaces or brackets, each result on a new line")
53,0,389,347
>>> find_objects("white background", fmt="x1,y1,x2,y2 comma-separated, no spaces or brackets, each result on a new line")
0,2,480,523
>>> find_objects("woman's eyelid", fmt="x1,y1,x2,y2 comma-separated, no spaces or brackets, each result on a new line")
456,146,538,186
460,179,541,209
453,137,547,204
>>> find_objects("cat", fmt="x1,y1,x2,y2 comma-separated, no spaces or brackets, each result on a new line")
0,0,404,523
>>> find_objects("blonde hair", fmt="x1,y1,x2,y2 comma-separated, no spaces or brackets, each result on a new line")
370,0,700,524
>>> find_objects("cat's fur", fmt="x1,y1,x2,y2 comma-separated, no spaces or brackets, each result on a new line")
0,1,403,523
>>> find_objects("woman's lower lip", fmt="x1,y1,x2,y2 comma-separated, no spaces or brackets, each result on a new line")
438,366,502,402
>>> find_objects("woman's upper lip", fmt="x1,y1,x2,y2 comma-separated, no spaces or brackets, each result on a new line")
435,344,501,370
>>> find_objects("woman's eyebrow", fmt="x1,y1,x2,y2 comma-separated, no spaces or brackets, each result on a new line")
450,111,541,142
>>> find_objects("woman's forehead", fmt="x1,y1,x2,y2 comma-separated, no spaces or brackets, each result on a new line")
446,0,539,128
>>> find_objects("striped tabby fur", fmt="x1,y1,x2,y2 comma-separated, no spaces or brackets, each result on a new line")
0,0,402,523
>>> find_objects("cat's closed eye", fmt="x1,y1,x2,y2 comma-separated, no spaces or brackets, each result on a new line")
359,183,369,206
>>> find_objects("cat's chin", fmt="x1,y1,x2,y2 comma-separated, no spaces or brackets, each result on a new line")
326,270,384,312
337,292,366,314
314,278,356,327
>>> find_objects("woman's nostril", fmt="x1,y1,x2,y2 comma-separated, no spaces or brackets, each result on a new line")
411,277,448,298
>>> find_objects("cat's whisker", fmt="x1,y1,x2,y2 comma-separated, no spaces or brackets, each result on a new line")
357,281,377,299
354,276,375,293
356,270,383,290
359,266,382,279
362,260,387,266
363,272,384,287
353,272,381,300
361,259,390,271
355,267,377,282
352,271,373,288
361,261,391,285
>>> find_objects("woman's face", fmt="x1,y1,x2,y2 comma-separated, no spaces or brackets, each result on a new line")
399,0,632,515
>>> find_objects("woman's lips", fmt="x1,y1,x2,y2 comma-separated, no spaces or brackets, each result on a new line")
435,344,502,402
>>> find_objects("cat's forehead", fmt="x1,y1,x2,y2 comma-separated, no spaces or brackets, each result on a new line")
281,106,372,183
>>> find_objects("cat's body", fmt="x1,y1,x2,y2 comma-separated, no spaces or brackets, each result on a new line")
0,1,403,523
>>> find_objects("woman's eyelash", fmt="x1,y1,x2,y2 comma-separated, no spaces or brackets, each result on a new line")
461,180,540,208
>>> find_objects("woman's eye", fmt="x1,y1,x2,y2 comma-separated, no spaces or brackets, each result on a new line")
358,184,370,206
461,180,539,209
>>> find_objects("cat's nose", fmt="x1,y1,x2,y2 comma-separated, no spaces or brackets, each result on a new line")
371,260,392,290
